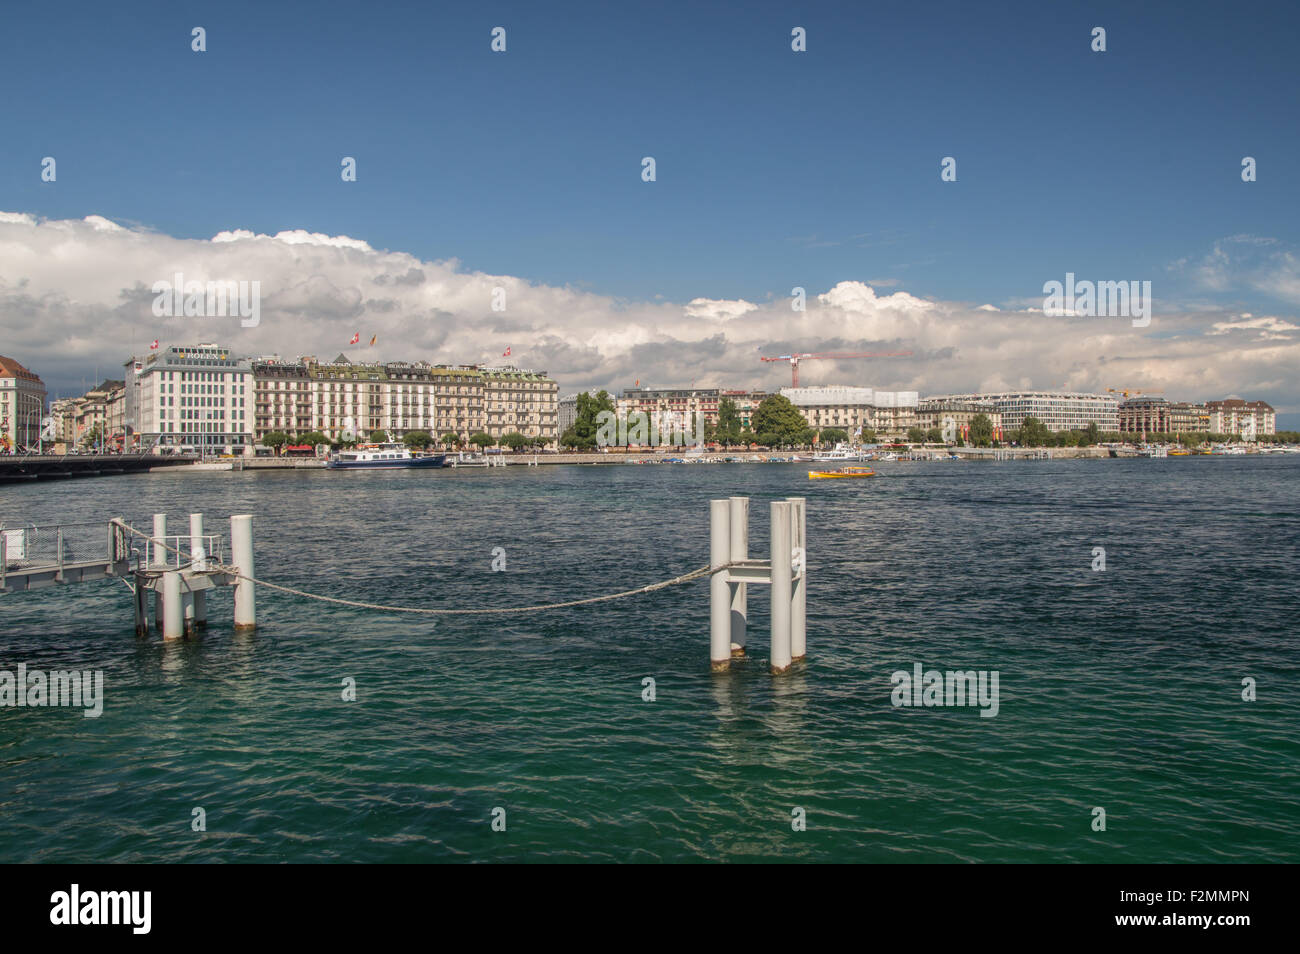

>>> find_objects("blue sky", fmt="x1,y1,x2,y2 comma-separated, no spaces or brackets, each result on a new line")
3,0,1297,306
2,1,1298,425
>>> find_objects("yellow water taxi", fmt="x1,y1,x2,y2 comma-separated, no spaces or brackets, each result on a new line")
808,466,877,479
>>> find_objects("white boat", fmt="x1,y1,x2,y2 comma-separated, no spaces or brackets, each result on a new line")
813,442,867,462
327,442,447,469
877,452,898,462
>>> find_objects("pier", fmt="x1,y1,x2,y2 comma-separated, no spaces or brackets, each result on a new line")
0,452,196,483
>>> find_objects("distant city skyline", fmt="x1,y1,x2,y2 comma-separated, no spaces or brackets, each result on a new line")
2,0,1298,427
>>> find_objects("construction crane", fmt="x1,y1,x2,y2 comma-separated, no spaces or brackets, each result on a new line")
1108,387,1164,443
759,351,912,388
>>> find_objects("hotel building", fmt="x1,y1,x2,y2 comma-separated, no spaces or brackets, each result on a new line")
915,398,1003,441
130,343,256,454
251,355,558,447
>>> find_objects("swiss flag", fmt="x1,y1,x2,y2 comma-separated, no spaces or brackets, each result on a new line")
502,346,511,357
150,339,159,350
350,333,360,344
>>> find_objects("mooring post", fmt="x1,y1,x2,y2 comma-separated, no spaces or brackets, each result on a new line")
190,513,205,571
728,496,748,657
162,571,183,640
787,497,806,662
770,500,793,674
231,514,256,631
709,499,731,672
151,513,167,568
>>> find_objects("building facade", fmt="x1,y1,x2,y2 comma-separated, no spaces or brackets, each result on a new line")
1206,399,1275,438
915,398,1003,441
929,391,1118,432
251,355,558,447
0,355,46,451
134,343,256,454
1118,397,1172,435
780,386,920,440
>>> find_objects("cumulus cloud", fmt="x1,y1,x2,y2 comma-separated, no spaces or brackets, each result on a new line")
0,212,1297,414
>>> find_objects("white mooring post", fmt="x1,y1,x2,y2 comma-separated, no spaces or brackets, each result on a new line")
151,513,167,568
770,500,793,674
189,512,207,631
728,496,748,657
787,497,806,661
709,500,731,672
162,571,183,640
231,514,256,631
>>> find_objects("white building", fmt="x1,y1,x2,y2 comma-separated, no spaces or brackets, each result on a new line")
134,343,255,454
927,390,1118,432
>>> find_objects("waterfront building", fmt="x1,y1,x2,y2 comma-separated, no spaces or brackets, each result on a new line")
481,367,558,445
251,355,557,447
780,386,919,441
1169,402,1210,434
1206,399,1275,438
0,355,46,451
49,397,78,444
1118,397,1172,435
928,390,1118,432
618,387,722,433
134,343,256,454
915,398,1003,441
71,379,124,448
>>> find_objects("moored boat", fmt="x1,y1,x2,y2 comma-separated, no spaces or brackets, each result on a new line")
326,442,447,469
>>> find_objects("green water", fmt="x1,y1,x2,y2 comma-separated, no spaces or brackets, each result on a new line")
2,457,1297,862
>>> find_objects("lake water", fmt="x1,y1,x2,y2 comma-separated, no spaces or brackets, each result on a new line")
2,456,1297,862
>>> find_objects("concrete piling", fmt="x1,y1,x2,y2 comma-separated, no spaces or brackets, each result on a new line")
770,501,793,674
728,496,748,657
151,513,167,568
162,571,183,640
231,514,256,631
133,576,148,637
709,500,731,672
787,497,806,662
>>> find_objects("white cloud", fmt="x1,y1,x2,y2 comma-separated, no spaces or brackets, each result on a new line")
1,212,1297,413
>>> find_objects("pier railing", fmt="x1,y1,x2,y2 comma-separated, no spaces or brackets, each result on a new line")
0,520,130,591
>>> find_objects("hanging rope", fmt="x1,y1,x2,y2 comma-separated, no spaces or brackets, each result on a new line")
112,519,725,616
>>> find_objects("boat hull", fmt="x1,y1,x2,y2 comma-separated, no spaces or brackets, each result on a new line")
327,454,447,470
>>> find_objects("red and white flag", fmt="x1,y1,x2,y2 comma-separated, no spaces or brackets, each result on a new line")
502,346,511,357
350,332,360,344
150,339,159,350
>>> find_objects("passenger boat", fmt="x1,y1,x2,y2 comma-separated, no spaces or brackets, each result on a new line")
812,443,867,462
808,466,877,479
326,442,447,469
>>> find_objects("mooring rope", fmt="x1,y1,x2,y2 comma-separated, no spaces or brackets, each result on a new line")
112,519,723,616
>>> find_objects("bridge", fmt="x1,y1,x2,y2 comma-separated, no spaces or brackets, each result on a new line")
0,452,196,483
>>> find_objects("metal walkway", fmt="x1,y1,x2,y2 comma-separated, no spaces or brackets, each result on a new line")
1,521,131,592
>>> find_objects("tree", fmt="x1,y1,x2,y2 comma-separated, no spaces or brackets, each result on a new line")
403,430,434,450
572,391,616,450
470,432,494,450
441,432,462,447
751,395,810,448
925,427,943,444
716,398,742,445
968,414,993,447
559,427,580,449
906,426,926,444
819,427,849,445
739,428,756,447
859,427,877,444
501,432,528,451
262,430,290,455
370,430,388,443
1082,422,1100,446
1018,416,1050,447
297,431,329,448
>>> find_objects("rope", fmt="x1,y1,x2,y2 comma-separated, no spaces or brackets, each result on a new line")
111,519,723,616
